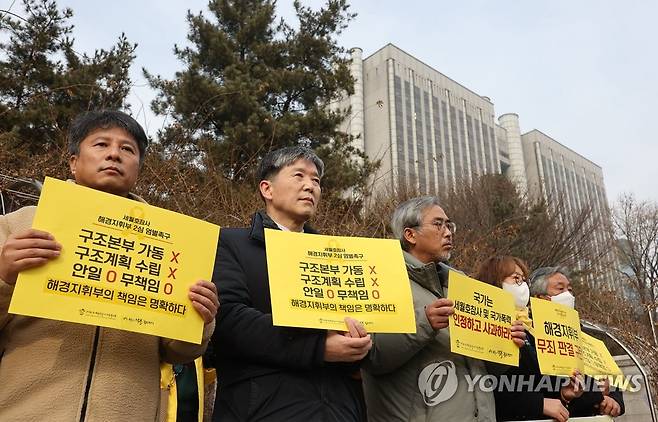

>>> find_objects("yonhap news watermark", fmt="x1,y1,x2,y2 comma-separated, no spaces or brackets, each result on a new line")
463,374,643,393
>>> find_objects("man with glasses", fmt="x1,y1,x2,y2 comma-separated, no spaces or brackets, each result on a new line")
362,196,525,422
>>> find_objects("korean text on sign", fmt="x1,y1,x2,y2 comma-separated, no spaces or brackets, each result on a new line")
265,229,415,333
529,297,584,376
9,177,219,344
448,271,519,366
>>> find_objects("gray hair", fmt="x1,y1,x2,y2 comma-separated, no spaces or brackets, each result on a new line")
528,266,570,296
257,146,325,182
391,196,442,251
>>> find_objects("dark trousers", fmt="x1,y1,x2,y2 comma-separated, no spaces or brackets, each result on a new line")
214,370,366,422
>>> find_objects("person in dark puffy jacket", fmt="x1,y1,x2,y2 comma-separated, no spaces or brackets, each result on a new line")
209,146,372,422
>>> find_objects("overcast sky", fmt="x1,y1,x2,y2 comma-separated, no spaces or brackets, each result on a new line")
3,0,656,203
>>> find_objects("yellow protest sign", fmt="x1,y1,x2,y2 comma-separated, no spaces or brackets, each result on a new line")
581,331,625,389
264,229,415,333
530,297,584,376
447,271,519,365
9,177,219,344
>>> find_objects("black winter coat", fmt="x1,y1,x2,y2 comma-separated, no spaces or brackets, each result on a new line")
208,211,365,422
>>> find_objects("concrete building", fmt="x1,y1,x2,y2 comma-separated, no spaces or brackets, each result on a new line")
339,43,616,286
503,117,610,224
338,44,501,198
496,115,615,287
340,44,610,209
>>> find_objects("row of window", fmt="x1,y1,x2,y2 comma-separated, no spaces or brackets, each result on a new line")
393,75,498,196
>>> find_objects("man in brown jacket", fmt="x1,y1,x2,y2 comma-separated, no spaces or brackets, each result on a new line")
0,110,219,421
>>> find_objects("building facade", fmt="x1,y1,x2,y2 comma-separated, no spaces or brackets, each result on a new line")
340,43,615,287
497,116,615,287
342,44,609,209
339,44,501,197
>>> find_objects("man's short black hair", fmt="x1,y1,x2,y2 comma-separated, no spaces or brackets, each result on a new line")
257,146,324,182
68,110,149,165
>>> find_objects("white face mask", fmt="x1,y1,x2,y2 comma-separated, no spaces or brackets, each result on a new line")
551,291,575,309
502,282,530,309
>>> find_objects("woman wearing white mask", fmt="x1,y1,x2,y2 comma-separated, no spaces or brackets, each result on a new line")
475,256,532,327
475,257,581,422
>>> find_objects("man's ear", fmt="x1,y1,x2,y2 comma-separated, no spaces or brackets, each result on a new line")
403,227,417,247
259,179,273,202
69,154,78,177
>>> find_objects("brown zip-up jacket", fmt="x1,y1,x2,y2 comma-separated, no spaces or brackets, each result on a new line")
0,201,214,422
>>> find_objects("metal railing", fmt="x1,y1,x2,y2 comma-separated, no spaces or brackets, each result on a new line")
0,174,42,214
582,320,656,422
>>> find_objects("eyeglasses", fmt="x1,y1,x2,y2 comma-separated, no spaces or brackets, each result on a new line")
417,219,456,234
507,272,527,285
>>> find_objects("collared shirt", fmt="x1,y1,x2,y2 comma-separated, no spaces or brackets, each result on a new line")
271,217,304,233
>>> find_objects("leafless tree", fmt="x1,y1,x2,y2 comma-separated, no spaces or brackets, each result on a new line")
611,194,658,310
440,174,607,280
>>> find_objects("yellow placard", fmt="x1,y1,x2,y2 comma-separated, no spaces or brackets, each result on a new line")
448,271,519,366
581,331,626,389
9,177,220,344
530,297,584,376
264,229,415,333
581,331,623,377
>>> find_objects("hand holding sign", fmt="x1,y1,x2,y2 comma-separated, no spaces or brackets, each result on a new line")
324,317,372,362
598,395,622,417
510,320,527,347
0,229,61,285
188,280,219,324
345,316,368,338
560,369,585,402
424,298,454,330
543,398,569,422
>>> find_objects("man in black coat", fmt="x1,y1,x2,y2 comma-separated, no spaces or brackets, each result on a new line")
209,146,372,421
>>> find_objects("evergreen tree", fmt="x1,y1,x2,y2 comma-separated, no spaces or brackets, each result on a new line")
146,0,377,195
0,0,136,161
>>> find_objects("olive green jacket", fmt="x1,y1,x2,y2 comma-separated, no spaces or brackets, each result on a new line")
362,251,496,422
